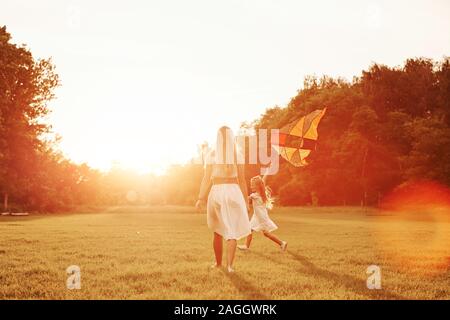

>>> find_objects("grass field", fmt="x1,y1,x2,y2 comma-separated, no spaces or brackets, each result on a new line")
0,206,449,300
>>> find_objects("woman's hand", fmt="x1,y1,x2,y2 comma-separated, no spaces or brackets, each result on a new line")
195,199,206,212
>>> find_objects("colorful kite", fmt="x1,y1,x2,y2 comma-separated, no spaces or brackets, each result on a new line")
271,108,326,167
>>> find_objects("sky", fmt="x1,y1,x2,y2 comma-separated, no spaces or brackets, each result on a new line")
1,0,449,173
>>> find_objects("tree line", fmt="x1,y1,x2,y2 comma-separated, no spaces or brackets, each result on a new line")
258,57,450,206
1,26,449,211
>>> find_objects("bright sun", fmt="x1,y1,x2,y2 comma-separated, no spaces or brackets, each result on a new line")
53,108,212,175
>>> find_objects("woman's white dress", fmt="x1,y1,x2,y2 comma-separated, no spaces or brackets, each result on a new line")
206,151,251,240
249,193,278,232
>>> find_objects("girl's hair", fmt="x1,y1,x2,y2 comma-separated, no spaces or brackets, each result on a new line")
251,176,274,209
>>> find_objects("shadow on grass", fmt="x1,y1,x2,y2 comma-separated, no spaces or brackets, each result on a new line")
221,269,270,300
250,250,409,300
0,215,52,223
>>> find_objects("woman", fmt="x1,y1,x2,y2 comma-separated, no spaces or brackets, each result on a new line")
195,126,251,273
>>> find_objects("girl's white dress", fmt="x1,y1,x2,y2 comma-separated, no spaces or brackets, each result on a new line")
249,193,278,232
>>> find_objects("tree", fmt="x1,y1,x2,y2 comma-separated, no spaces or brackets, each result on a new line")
0,26,59,211
254,57,450,206
402,116,450,185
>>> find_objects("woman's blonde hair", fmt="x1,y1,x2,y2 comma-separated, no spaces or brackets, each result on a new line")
251,175,274,210
215,126,237,175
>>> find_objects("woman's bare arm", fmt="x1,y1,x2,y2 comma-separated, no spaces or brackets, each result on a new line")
198,164,213,201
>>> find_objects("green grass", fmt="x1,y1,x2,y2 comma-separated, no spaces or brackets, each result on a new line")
0,206,449,299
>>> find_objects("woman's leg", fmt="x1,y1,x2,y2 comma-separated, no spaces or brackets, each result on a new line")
227,239,237,268
213,232,223,266
263,231,283,246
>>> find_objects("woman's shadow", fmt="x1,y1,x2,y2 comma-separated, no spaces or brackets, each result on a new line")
248,250,409,300
221,269,271,300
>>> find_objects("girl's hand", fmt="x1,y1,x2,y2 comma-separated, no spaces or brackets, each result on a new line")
195,199,206,212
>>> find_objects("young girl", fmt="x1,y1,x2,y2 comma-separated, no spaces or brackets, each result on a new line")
238,176,287,251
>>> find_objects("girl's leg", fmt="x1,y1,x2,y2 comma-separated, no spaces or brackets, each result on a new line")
237,233,252,250
245,233,253,248
227,239,237,270
263,231,283,246
213,232,223,266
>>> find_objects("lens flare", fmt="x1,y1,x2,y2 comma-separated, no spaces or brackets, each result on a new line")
375,180,450,276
